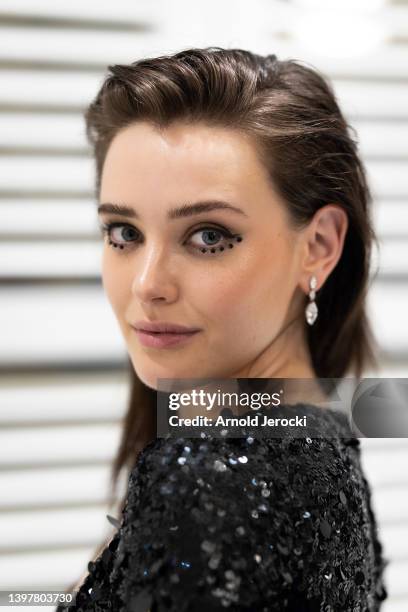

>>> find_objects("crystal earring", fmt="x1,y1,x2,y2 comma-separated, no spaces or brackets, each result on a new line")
305,275,318,326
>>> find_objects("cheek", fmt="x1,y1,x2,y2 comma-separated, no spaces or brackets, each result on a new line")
101,252,130,320
196,241,294,338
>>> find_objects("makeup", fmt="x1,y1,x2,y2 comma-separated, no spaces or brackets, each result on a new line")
200,234,243,253
100,219,244,255
134,328,201,348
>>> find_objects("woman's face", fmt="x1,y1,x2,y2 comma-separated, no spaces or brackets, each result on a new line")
99,121,308,390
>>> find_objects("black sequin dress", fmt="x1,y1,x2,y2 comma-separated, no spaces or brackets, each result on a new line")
56,403,388,611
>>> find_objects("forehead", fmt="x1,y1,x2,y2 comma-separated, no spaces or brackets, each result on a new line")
100,120,272,200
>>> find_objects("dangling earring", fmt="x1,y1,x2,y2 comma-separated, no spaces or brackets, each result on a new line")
305,275,318,326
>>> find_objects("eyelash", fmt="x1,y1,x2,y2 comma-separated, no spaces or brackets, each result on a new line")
99,221,243,255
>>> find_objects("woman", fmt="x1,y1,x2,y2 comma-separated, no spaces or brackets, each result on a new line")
56,47,388,611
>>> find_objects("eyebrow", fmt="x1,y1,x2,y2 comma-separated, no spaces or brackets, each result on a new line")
97,200,248,220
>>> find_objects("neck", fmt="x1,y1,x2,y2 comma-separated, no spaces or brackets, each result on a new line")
174,316,329,421
233,311,314,376
231,312,330,407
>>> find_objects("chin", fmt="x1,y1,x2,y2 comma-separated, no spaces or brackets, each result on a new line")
134,367,179,392
138,364,206,393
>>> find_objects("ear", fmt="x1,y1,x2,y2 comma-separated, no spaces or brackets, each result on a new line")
300,204,349,293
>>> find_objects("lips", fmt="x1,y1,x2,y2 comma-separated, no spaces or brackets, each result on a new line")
133,320,201,334
133,326,201,349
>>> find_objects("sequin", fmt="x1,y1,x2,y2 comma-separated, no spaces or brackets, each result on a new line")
339,490,347,505
54,403,388,612
208,552,222,569
225,569,236,580
320,518,332,539
213,459,227,472
201,540,217,554
277,543,289,556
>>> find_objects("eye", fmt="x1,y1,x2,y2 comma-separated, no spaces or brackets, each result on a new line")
186,226,237,254
99,221,242,255
100,222,140,249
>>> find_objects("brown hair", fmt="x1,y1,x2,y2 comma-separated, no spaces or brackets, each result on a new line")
72,46,380,580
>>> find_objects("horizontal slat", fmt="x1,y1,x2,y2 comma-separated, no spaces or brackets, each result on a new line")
0,505,117,551
0,0,159,26
360,448,408,488
0,199,98,236
272,34,408,84
0,377,127,424
364,161,407,198
334,81,408,119
0,286,127,365
373,201,408,238
0,12,152,33
0,156,95,191
368,486,408,525
377,523,408,563
0,157,406,199
0,426,120,470
0,113,87,150
0,241,103,277
383,598,408,612
367,284,408,353
383,560,408,598
0,70,101,108
353,121,408,158
0,27,160,66
0,466,123,510
0,547,97,590
372,239,408,275
360,438,408,451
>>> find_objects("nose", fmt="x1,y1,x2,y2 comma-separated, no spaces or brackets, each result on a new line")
131,243,179,304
